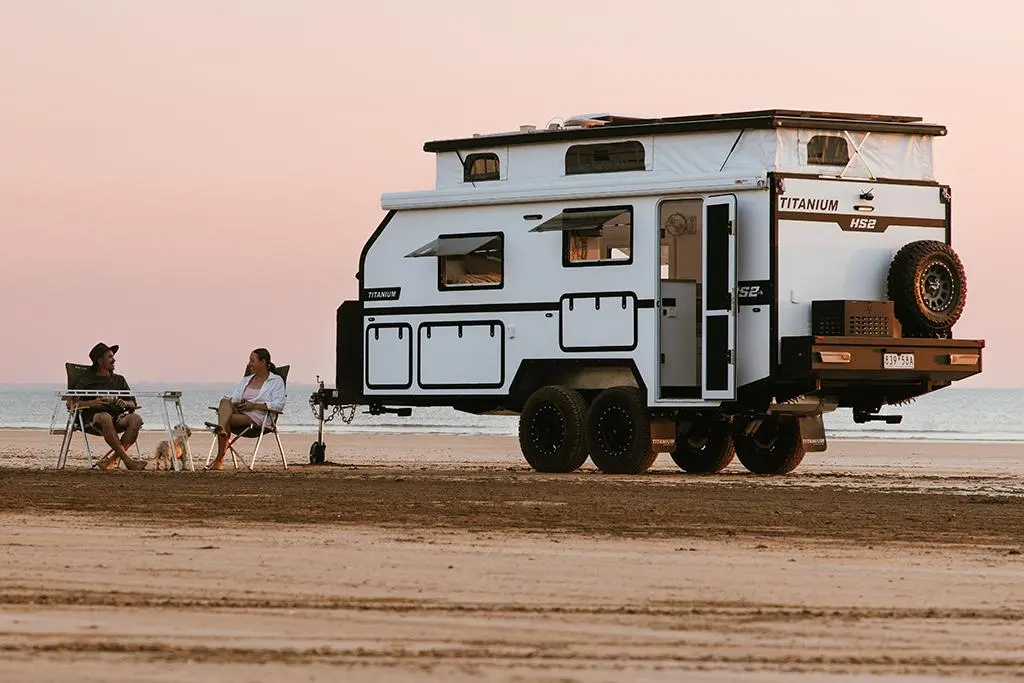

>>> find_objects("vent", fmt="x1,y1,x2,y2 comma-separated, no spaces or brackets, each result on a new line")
811,300,895,338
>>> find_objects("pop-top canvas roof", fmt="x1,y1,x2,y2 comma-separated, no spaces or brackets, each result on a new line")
423,109,946,153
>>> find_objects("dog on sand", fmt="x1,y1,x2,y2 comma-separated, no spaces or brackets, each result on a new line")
151,425,192,470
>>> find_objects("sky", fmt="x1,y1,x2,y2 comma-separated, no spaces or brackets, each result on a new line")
1,0,1022,386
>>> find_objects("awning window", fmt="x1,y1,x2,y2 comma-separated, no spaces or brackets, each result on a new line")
529,208,628,233
406,234,500,258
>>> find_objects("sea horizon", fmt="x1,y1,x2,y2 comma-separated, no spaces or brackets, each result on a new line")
2,384,1022,442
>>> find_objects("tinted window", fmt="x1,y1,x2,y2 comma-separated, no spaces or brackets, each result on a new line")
464,153,500,182
565,141,645,175
807,135,850,166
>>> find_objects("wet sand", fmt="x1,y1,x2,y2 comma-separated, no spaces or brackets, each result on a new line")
1,429,1022,681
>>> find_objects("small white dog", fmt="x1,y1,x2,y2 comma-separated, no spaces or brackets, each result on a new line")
151,425,192,470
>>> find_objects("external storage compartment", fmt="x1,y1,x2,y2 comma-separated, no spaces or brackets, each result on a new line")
812,300,896,337
418,321,505,389
366,323,413,389
559,292,638,351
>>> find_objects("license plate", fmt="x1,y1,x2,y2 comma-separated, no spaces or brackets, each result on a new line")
883,352,915,369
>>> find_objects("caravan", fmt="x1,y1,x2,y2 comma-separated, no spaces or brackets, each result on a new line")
314,109,984,475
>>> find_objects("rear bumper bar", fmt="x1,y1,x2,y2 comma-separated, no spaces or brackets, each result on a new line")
780,335,984,385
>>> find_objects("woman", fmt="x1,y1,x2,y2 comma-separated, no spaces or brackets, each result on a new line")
206,348,286,470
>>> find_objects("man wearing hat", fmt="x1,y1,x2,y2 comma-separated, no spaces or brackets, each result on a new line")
70,343,146,470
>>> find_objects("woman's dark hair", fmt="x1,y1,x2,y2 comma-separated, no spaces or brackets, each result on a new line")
252,347,277,374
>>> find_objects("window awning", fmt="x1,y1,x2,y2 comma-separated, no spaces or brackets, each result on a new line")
529,208,627,232
405,235,500,258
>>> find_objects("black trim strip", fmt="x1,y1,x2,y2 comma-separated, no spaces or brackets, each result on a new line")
773,172,940,188
769,173,779,380
942,185,952,246
777,211,946,230
366,299,655,316
358,210,396,290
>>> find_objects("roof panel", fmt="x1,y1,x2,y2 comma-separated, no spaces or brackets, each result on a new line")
424,109,946,153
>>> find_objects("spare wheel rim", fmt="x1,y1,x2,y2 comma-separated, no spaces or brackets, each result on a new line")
919,260,955,313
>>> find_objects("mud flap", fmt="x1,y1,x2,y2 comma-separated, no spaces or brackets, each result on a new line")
798,413,827,452
336,300,364,403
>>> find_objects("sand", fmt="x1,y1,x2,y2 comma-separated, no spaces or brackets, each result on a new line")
1,428,1023,681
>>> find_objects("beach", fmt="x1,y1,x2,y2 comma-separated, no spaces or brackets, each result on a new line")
1,429,1023,681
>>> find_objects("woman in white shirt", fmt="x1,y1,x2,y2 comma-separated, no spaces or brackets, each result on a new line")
205,347,286,470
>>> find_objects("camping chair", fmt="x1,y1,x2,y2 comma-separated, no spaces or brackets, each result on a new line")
50,362,142,469
204,365,289,471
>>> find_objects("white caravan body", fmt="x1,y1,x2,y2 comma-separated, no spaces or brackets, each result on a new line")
324,110,982,475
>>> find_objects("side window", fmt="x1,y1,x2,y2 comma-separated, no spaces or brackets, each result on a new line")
562,208,632,266
565,141,645,175
439,233,503,289
464,153,500,182
807,135,850,166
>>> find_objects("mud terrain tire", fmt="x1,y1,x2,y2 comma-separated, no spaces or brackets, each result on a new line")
671,417,735,473
518,385,589,473
887,240,966,336
585,386,656,474
732,417,805,475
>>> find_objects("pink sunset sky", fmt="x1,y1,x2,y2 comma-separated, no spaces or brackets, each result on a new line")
1,1,1021,386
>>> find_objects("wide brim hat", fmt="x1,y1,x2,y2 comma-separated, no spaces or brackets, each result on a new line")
89,342,119,364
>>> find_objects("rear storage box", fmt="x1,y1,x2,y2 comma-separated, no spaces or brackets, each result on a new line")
811,300,896,337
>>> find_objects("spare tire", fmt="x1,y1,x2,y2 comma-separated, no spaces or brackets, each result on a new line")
886,240,966,335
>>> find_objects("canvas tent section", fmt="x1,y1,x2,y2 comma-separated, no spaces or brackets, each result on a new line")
773,129,935,180
425,110,942,192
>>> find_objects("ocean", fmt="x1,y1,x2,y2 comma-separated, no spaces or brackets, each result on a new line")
2,383,1022,443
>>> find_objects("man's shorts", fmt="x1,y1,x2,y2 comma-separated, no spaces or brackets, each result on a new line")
89,412,141,431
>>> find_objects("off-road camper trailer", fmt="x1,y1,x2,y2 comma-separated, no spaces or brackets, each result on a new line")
312,109,984,475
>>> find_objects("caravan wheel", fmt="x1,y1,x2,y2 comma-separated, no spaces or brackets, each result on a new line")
671,418,735,473
732,416,805,475
585,386,656,474
518,385,589,473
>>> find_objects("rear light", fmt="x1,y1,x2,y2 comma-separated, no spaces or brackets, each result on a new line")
948,354,979,366
818,351,852,363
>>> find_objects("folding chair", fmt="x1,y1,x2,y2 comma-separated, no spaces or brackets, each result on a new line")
204,365,289,471
50,362,142,469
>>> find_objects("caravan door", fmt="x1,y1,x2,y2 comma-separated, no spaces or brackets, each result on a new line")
702,196,737,400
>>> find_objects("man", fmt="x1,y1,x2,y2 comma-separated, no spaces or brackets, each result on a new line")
70,342,146,470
